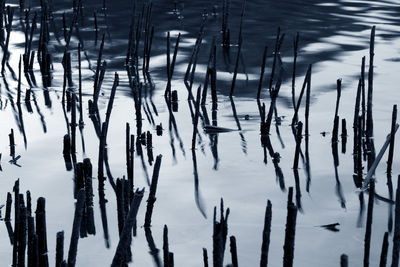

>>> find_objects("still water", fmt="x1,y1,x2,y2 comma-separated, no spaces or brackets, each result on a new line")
1,0,400,266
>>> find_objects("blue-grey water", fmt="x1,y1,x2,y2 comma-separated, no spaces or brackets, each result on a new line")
1,0,400,266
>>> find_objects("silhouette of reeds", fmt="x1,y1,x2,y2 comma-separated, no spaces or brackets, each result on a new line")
111,188,145,266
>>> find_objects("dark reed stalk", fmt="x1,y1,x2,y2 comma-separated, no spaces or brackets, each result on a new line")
17,55,22,104
145,26,154,73
185,21,205,83
18,203,27,267
283,187,297,267
269,27,282,91
201,37,216,105
221,0,230,47
187,35,203,100
353,80,362,182
163,225,170,267
13,179,20,267
56,231,64,267
78,43,83,126
257,45,268,99
169,252,174,267
67,189,85,267
2,6,14,74
111,188,145,267
387,105,397,178
104,73,119,137
192,86,202,150
229,2,245,97
229,236,239,267
366,26,375,141
291,65,311,125
203,248,209,267
36,197,49,267
355,116,363,187
213,199,230,267
341,118,347,154
144,154,162,227
83,158,95,235
364,180,375,267
165,33,181,98
9,128,15,157
304,65,311,136
392,175,400,267
93,34,105,109
341,254,348,267
332,79,342,143
291,32,299,108
260,200,272,267
293,122,303,170
380,232,389,267
5,192,12,221
116,179,126,235
71,94,77,154
27,216,36,267
361,56,366,132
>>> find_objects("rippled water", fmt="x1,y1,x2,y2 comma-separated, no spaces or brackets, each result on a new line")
1,0,400,266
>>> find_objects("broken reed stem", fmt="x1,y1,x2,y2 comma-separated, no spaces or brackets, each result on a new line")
84,158,96,235
341,254,348,267
229,236,239,267
163,225,170,267
260,200,272,267
5,192,12,221
380,232,389,267
203,248,209,267
111,188,145,267
144,154,162,227
392,175,400,267
364,180,374,267
56,231,64,267
67,189,86,267
283,187,297,267
291,32,299,108
192,86,202,150
36,197,49,267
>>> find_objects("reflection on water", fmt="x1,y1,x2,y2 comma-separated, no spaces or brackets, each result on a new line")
0,0,400,266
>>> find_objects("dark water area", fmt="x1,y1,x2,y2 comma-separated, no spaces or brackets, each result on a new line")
0,0,400,266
